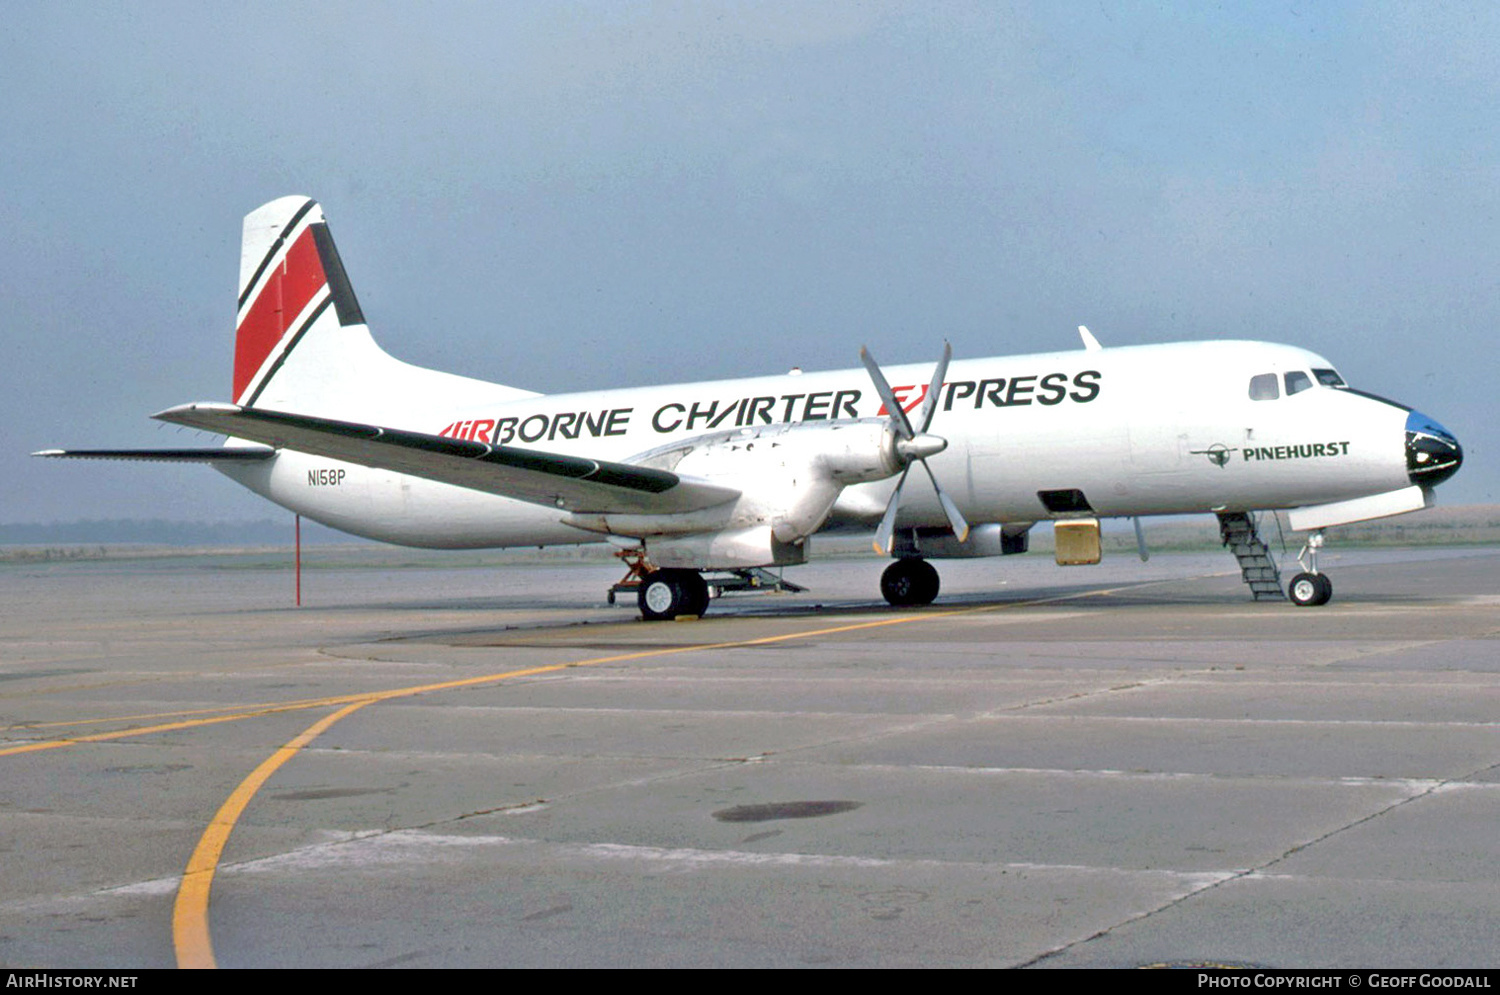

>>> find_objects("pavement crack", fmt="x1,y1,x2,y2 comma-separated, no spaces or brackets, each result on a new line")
1016,770,1453,968
451,799,549,821
975,673,1186,720
1013,868,1244,968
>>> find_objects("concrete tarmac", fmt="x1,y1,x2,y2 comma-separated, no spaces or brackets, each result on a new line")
1,546,1497,968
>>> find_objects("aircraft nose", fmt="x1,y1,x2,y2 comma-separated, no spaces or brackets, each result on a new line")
1406,410,1463,487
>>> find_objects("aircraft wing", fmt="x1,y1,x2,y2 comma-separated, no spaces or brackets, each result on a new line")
151,403,741,515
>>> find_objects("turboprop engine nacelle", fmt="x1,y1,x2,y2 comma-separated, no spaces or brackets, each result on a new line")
564,419,910,548
645,524,810,570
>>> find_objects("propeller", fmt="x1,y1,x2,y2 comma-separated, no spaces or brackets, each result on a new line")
859,342,971,555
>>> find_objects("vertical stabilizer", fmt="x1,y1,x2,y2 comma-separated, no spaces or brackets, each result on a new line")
235,197,349,405
230,197,537,422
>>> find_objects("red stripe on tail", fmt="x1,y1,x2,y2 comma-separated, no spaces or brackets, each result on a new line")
233,228,328,403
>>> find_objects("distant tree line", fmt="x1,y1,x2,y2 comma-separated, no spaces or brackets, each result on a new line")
0,519,302,545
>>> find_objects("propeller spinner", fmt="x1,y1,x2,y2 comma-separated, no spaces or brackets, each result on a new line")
859,342,971,555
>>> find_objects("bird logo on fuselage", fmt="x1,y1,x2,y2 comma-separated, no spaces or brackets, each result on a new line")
1191,443,1237,468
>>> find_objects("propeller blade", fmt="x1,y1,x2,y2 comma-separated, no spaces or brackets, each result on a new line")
860,345,914,441
920,458,970,543
872,466,911,555
862,342,970,553
916,340,952,435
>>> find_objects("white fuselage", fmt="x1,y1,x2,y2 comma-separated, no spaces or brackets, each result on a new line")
216,339,1416,550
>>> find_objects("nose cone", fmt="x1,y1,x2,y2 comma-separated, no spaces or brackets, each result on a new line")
1406,411,1463,487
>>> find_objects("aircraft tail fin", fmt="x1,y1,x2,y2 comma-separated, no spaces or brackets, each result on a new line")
234,197,351,406
230,197,536,421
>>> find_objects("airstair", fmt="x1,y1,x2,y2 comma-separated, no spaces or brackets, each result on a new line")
1216,511,1286,600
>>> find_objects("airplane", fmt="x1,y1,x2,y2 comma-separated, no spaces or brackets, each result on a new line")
37,196,1464,619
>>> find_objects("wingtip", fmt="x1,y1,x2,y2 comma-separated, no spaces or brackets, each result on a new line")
151,401,242,422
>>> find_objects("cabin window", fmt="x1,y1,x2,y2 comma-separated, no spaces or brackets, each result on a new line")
1313,368,1346,388
1284,370,1312,395
1249,373,1280,400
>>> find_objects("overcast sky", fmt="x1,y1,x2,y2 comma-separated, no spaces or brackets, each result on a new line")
3,1,1495,526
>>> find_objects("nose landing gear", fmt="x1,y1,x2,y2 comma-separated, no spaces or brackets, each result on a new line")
1287,530,1333,607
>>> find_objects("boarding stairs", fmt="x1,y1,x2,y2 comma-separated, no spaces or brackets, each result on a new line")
1217,511,1286,601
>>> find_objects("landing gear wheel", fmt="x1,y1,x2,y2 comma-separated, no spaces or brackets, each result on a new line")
1288,572,1333,607
880,558,940,607
638,569,709,620
639,571,680,620
680,571,710,617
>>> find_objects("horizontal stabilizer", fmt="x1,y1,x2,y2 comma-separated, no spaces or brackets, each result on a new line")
152,403,741,515
33,447,275,463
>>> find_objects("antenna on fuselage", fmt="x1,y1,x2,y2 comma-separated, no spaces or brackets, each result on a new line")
1078,325,1103,352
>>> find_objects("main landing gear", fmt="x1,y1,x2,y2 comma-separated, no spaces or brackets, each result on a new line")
609,550,709,621
880,557,940,607
614,549,808,621
1287,529,1333,607
638,568,711,621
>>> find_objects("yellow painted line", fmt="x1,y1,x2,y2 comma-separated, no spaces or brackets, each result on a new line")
3,580,1168,760
0,609,977,758
167,587,1165,969
0,656,338,703
5,697,361,733
163,608,972,966
173,699,374,970
0,709,319,758
166,649,749,968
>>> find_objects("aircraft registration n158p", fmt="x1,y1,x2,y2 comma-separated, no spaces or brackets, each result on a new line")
39,196,1464,618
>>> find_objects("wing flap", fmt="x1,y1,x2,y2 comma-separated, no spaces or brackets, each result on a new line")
151,403,740,514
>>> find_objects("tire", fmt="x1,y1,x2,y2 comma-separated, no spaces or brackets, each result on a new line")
881,558,940,607
638,569,709,620
681,571,711,617
639,571,685,620
1289,572,1326,607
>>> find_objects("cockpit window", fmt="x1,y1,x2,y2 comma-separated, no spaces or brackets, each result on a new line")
1313,368,1346,388
1284,370,1312,395
1249,373,1280,400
